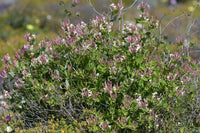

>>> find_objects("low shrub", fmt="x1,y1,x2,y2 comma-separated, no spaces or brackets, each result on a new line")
1,1,200,132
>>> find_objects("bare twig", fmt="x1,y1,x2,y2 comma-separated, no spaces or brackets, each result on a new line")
161,14,185,34
122,0,138,14
88,0,102,16
158,14,166,41
184,3,199,57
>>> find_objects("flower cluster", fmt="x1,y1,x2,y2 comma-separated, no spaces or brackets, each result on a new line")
136,94,148,108
0,1,199,132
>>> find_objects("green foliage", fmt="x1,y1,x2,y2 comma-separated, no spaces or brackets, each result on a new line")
1,1,200,132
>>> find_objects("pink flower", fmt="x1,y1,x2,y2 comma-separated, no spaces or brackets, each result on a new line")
137,1,150,10
38,55,48,64
23,44,33,52
176,36,184,44
117,2,123,10
2,54,10,63
13,60,18,67
170,0,177,5
1,101,8,109
53,37,61,45
125,36,132,43
118,115,128,125
193,71,198,77
123,95,133,109
86,115,97,126
110,90,117,99
5,64,10,71
81,88,92,97
0,70,7,78
86,118,93,126
15,52,21,60
91,92,99,99
99,122,110,130
20,47,26,54
22,70,28,78
72,0,79,4
103,80,112,93
15,78,24,88
24,32,30,41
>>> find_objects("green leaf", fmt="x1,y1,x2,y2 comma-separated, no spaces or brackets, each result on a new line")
64,9,72,17
59,1,65,7
72,3,77,7
65,79,69,88
8,71,15,78
180,127,184,133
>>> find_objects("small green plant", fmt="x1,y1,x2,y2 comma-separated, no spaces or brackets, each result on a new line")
1,1,200,132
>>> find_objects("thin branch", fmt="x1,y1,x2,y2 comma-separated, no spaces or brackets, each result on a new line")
186,18,196,36
161,14,185,34
88,0,102,16
186,3,199,36
158,14,166,41
122,0,138,14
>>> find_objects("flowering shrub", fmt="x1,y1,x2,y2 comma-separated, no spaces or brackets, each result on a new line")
1,1,200,132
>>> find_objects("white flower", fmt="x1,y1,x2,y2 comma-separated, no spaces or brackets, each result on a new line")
46,15,52,20
32,34,36,40
6,126,12,132
184,39,189,47
0,95,4,100
136,44,141,52
109,3,117,11
1,101,8,109
99,24,104,31
136,23,142,28
152,92,157,98
121,41,125,46
70,24,74,29
92,19,98,27
113,41,117,46
88,90,92,97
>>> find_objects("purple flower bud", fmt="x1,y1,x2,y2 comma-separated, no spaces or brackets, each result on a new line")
5,115,11,122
